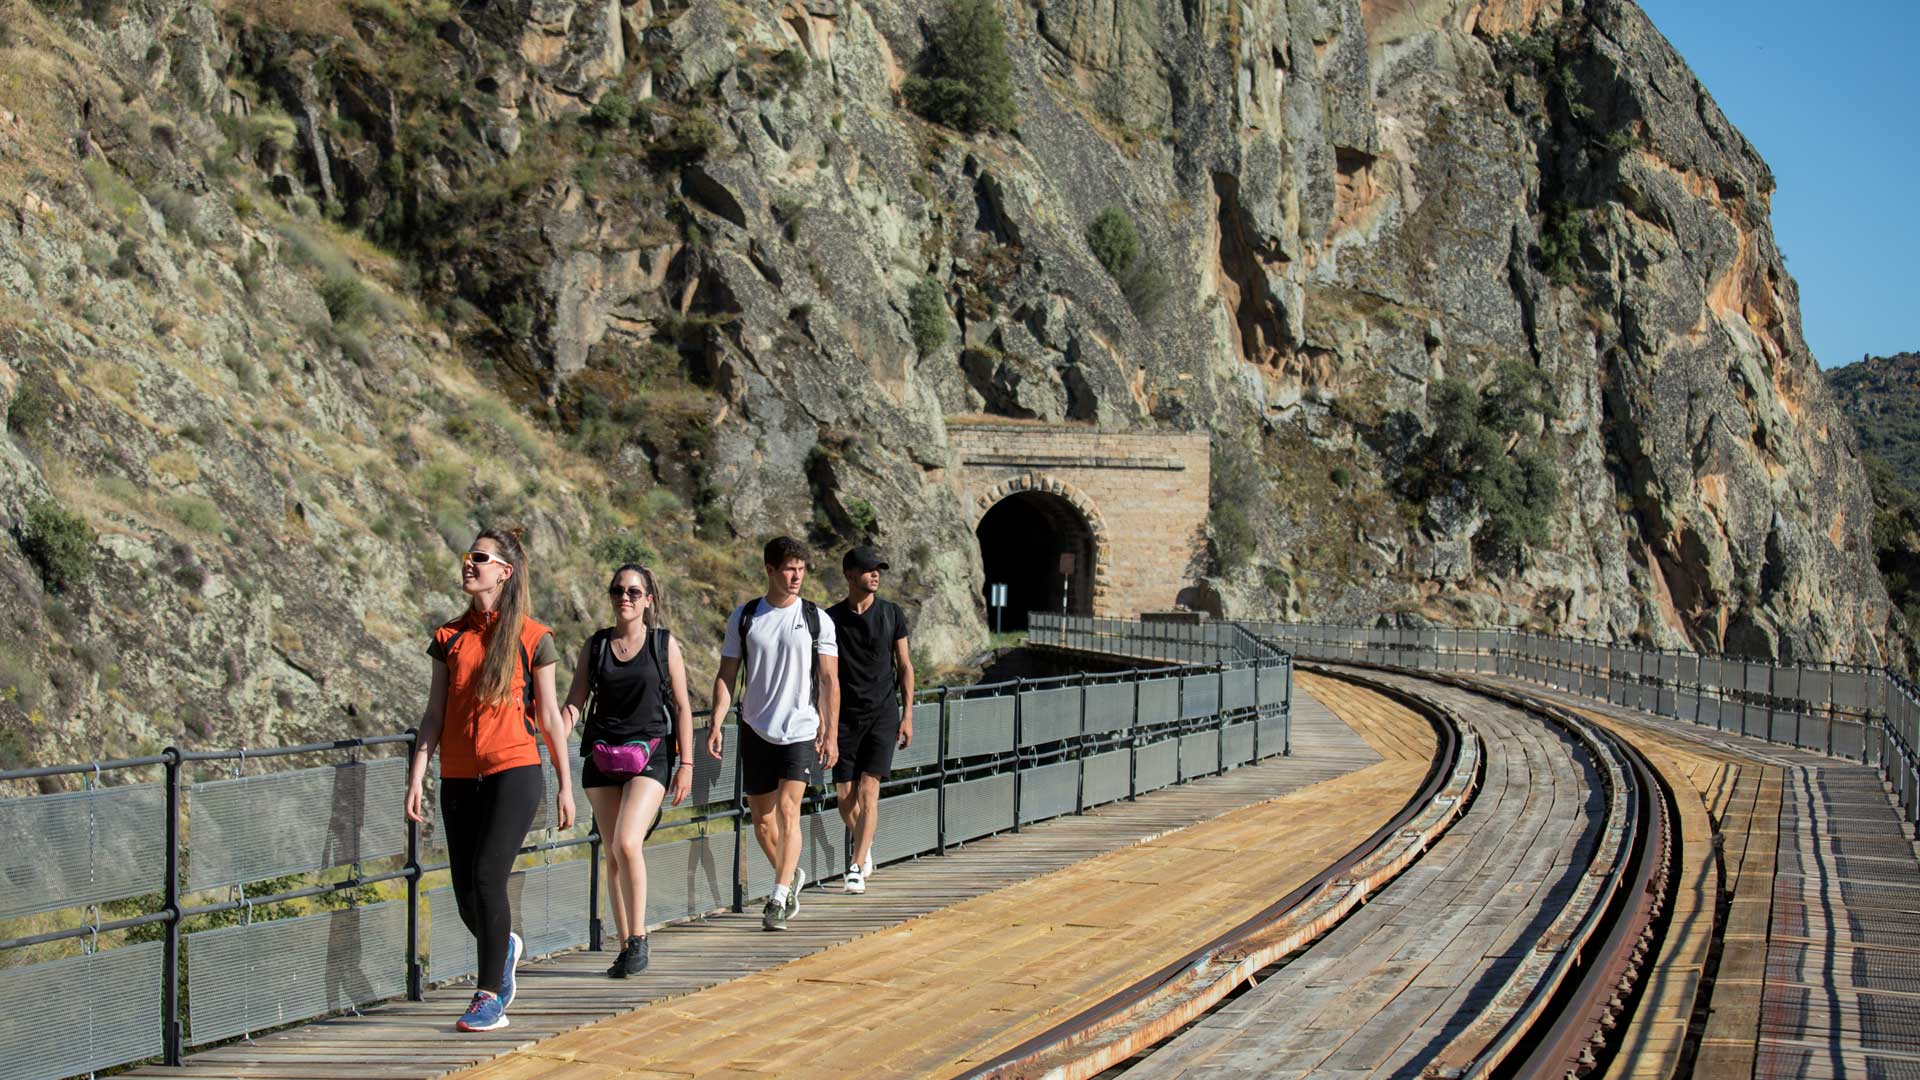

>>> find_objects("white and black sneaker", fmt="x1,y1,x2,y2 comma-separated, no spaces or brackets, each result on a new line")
785,868,806,918
844,863,866,894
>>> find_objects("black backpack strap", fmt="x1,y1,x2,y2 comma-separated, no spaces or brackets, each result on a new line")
802,600,821,701
651,627,674,734
736,599,760,689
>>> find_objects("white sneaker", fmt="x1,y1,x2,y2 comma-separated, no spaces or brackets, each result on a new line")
845,864,866,894
784,868,805,917
863,857,875,879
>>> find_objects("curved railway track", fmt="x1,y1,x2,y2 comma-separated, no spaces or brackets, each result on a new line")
966,663,1677,1080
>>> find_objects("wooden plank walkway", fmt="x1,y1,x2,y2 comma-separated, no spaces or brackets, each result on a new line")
447,672,1436,1080
1124,671,1604,1079
1480,675,1920,1080
126,678,1407,1080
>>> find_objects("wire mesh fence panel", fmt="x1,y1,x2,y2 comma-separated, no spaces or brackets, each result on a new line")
893,705,939,771
188,758,407,892
1222,721,1255,767
1181,675,1219,720
1259,668,1288,707
1082,750,1130,807
1834,670,1869,713
527,748,592,835
1257,712,1287,756
689,731,739,807
1180,731,1220,779
188,900,407,1046
948,695,1016,758
1136,739,1177,793
1019,760,1080,824
1085,683,1137,733
871,789,939,866
0,940,163,1080
642,834,731,927
944,773,1016,843
1138,678,1179,727
795,807,851,890
1019,687,1083,747
0,782,164,920
425,859,590,985
1223,667,1256,711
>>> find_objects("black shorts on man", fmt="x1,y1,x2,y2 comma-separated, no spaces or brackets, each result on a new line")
740,722,815,796
833,705,900,784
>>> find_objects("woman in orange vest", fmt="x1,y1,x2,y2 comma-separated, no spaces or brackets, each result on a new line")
404,527,576,1032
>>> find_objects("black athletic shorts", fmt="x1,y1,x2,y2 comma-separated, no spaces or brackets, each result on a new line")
739,722,815,797
833,704,901,784
581,742,676,790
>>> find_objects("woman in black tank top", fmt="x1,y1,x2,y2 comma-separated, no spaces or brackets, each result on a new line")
558,565,695,977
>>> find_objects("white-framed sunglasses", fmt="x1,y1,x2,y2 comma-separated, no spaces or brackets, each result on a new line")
461,550,512,568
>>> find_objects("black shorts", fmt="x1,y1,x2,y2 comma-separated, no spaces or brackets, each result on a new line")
581,741,676,790
739,723,815,797
833,705,901,784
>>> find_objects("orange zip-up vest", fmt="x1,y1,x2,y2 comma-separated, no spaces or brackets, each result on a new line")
430,609,552,779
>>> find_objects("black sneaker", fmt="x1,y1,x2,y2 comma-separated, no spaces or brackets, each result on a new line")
762,898,788,931
622,930,652,972
605,938,633,978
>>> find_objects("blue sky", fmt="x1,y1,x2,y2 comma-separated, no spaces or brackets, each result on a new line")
1635,1,1919,368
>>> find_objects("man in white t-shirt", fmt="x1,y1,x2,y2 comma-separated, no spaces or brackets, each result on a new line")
709,536,841,931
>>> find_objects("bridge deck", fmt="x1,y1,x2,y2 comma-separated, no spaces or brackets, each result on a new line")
1484,677,1920,1080
1125,670,1604,1079
128,677,1411,1080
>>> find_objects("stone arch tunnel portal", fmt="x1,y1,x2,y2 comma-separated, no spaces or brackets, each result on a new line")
976,490,1097,631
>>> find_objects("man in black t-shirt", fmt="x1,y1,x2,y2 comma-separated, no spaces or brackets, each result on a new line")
826,545,913,895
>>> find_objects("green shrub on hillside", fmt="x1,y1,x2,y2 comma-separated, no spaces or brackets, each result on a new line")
19,498,95,592
6,383,53,440
1086,207,1140,277
1399,363,1561,562
591,531,659,568
904,0,1018,134
907,278,949,356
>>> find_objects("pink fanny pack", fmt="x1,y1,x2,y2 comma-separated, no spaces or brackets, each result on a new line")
590,738,663,779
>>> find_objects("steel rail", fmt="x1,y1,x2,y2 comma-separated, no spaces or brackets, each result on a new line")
1296,665,1671,1080
962,665,1481,1080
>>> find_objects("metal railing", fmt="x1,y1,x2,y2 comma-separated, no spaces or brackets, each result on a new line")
0,633,1291,1080
1227,619,1920,826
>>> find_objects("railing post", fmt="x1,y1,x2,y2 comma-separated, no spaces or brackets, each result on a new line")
403,732,424,1002
588,815,604,952
1216,663,1228,777
1129,672,1140,801
1253,660,1263,761
1175,674,1186,784
1284,655,1293,756
1011,678,1025,833
1075,673,1088,815
162,746,184,1065
731,713,745,913
936,687,950,856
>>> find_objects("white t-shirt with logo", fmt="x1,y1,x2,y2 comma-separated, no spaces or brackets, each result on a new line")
721,596,839,745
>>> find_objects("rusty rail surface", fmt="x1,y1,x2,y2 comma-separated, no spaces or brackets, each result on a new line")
1416,675,1673,1080
963,666,1481,1080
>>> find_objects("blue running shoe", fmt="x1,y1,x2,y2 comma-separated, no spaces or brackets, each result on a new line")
500,931,524,1009
456,991,508,1032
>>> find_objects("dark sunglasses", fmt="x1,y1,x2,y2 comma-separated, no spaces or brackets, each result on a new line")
462,550,511,567
608,586,649,601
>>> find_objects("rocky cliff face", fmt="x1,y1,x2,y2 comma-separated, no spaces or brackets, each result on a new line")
1829,352,1920,488
0,0,1893,765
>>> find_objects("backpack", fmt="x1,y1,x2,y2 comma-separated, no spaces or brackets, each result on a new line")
586,627,673,744
736,597,821,701
442,628,536,738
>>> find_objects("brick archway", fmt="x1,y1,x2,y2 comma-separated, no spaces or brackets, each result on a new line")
971,473,1111,613
947,423,1210,618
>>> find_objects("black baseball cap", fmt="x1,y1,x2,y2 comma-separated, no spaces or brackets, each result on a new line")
843,545,889,572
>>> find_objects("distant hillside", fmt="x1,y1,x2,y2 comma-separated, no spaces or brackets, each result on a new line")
1827,353,1920,668
1829,352,1920,488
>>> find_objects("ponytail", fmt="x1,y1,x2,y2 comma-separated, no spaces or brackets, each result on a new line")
473,527,530,705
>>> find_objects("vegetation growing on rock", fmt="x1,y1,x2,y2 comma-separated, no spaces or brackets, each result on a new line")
904,0,1019,134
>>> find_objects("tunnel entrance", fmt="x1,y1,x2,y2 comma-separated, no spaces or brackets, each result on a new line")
976,491,1096,631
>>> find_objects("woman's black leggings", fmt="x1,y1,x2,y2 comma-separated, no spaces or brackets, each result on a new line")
439,764,543,994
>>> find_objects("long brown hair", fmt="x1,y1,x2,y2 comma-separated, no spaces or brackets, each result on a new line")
612,563,665,631
474,527,531,705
